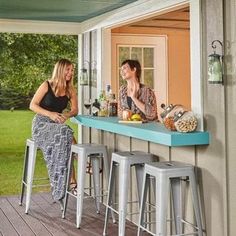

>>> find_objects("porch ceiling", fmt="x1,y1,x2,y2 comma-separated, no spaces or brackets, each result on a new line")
0,0,137,23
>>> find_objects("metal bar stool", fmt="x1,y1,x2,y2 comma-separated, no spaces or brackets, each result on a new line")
62,143,115,228
103,151,154,236
138,161,203,236
19,139,49,213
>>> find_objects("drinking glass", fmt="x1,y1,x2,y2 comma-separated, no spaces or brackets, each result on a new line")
84,99,92,115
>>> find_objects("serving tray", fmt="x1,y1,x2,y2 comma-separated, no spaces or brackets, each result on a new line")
118,120,143,124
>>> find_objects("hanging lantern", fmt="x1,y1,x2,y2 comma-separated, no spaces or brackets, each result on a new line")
79,68,89,86
208,40,223,84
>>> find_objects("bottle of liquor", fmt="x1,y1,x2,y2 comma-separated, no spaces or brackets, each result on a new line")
92,99,100,116
108,93,118,116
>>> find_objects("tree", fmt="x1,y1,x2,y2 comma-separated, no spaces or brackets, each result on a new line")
0,33,78,109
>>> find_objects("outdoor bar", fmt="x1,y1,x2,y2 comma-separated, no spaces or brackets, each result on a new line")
73,115,209,147
1,0,235,235
73,114,210,234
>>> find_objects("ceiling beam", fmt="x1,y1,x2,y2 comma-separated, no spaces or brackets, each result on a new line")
0,19,82,34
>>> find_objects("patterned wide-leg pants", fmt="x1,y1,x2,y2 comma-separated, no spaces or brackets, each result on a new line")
32,114,73,200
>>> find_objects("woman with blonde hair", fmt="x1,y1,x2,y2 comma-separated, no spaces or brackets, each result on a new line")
30,58,78,204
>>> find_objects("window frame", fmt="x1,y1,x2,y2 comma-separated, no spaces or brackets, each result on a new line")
93,0,203,130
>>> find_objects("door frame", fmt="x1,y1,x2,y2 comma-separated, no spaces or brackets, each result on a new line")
111,33,168,113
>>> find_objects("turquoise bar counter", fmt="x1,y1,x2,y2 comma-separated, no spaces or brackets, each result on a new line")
72,115,209,147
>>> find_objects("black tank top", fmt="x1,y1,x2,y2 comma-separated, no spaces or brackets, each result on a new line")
39,81,69,113
127,96,132,109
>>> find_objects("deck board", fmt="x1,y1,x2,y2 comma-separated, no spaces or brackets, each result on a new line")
7,196,51,236
0,198,35,236
0,192,144,236
0,207,19,236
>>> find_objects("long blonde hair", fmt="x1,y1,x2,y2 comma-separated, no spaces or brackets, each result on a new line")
50,59,74,97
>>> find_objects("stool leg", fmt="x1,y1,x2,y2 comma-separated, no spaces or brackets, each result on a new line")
76,150,87,228
156,175,169,236
103,149,116,224
19,143,29,206
135,164,145,204
25,142,37,214
91,156,101,213
189,172,203,236
103,161,116,236
137,172,150,236
171,178,183,235
118,160,130,236
62,149,73,218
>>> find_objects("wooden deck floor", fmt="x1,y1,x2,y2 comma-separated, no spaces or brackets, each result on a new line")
0,192,144,236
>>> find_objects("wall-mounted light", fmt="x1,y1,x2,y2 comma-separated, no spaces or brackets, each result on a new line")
79,61,89,86
208,40,224,84
79,60,97,86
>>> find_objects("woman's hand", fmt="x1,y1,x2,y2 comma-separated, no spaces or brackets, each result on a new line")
50,112,67,123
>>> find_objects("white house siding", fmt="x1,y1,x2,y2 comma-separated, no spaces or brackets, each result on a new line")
200,0,227,235
82,1,236,236
225,0,236,235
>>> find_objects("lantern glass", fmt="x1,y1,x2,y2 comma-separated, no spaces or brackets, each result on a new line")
208,53,223,84
80,68,88,86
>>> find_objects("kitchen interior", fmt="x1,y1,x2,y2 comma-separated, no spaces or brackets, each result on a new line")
110,5,191,117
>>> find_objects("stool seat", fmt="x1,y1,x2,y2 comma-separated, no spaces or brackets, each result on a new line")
138,161,203,236
145,161,194,174
72,143,108,153
62,143,115,228
103,151,154,236
112,151,153,164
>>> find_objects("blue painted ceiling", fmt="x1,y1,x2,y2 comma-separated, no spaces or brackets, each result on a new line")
0,0,138,23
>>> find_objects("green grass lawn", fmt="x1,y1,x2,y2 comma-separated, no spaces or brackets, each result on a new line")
0,110,78,196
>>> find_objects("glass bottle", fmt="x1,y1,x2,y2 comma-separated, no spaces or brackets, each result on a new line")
108,94,118,116
92,99,100,116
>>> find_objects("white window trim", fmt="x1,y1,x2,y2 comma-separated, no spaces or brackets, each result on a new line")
84,0,203,130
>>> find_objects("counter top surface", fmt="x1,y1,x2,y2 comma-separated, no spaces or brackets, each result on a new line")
72,115,209,147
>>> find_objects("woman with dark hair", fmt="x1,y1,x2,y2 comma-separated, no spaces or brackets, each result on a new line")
30,59,78,203
118,59,157,121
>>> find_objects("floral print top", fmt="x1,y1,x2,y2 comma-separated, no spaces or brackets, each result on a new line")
118,84,158,121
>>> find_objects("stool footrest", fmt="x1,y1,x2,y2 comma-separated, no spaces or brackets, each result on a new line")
33,177,49,181
109,200,139,206
181,219,200,231
105,205,119,215
139,225,199,236
22,181,50,188
32,184,50,188
143,221,156,224
138,225,155,236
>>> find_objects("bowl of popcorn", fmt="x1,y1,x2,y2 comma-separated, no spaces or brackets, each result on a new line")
174,111,198,133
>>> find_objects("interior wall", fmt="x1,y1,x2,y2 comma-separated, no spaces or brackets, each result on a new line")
112,26,191,109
